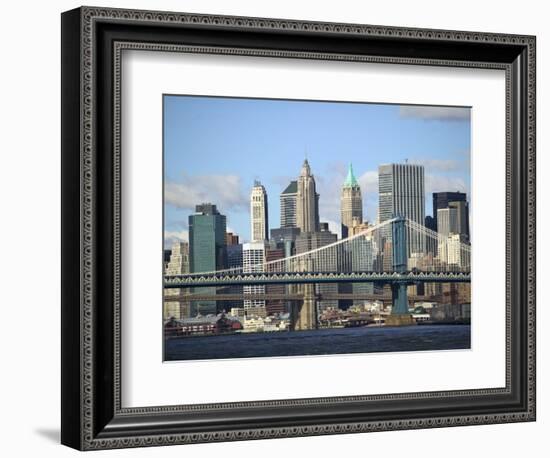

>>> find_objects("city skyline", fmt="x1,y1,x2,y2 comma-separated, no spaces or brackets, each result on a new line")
164,95,471,247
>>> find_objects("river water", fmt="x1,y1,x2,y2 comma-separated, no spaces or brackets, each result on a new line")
164,324,470,361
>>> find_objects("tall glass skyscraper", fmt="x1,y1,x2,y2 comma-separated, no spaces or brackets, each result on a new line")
188,203,227,315
378,163,425,255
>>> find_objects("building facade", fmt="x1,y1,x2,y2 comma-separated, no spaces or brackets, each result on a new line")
437,207,459,237
225,232,239,246
432,191,470,240
242,242,266,309
163,241,190,320
188,203,227,315
340,163,363,239
296,159,320,233
378,163,425,255
225,243,244,310
250,180,269,242
280,180,298,228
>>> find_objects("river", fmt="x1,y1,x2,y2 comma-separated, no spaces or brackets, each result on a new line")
164,324,471,361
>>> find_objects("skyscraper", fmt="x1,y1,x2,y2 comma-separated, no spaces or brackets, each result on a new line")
188,203,227,315
243,242,266,309
226,243,244,310
280,181,298,228
163,241,190,320
225,232,239,246
296,159,319,233
340,163,363,239
250,180,269,242
378,163,425,254
437,207,459,237
449,200,470,241
432,191,470,240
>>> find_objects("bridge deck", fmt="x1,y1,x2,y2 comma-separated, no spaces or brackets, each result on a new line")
165,271,471,288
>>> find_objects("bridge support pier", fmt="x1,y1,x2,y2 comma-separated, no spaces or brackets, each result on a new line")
293,284,317,331
385,281,416,326
391,281,409,315
386,216,416,326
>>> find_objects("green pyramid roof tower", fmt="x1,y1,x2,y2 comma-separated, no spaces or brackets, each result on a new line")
343,163,360,188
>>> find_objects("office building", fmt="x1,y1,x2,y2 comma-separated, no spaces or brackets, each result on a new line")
280,180,298,228
164,241,190,320
250,180,269,242
378,163,425,254
296,159,320,233
437,207,459,237
432,191,470,240
225,232,239,246
341,163,363,239
243,242,266,309
226,243,244,310
188,203,227,315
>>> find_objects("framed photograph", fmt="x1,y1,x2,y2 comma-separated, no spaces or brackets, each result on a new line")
61,6,536,450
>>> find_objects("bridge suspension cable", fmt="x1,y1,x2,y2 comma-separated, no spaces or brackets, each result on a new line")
166,217,471,280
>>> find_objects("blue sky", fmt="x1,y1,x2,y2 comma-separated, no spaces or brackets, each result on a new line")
164,95,470,248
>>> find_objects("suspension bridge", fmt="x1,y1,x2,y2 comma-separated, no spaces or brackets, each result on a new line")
165,217,471,329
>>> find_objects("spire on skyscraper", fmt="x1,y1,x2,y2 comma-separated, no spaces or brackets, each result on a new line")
301,159,311,177
340,163,363,239
296,159,319,233
343,163,359,188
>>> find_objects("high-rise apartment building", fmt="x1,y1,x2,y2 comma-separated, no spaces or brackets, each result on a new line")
341,163,363,239
378,163,425,254
296,159,320,233
250,181,269,242
188,203,227,315
280,181,297,228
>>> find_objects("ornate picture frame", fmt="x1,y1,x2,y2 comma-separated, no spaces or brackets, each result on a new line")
61,6,536,450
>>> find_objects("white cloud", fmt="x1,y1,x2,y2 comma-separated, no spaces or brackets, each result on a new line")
315,162,346,224
358,170,378,193
425,174,468,196
399,105,470,121
409,158,465,172
164,230,189,249
165,173,248,213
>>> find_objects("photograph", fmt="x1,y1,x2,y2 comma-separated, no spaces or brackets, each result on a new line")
56,3,537,452
162,95,472,361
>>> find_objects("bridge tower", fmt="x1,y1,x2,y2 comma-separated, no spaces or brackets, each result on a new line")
387,216,416,326
293,284,317,331
291,257,318,331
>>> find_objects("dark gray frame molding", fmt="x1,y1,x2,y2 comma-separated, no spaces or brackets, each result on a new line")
61,6,536,450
